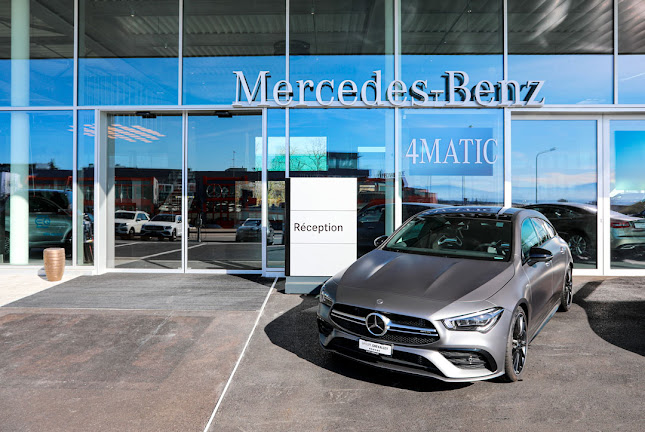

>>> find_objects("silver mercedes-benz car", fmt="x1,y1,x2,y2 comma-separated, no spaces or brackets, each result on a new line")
317,206,573,382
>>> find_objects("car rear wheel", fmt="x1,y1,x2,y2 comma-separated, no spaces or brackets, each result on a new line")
559,268,573,312
501,307,528,382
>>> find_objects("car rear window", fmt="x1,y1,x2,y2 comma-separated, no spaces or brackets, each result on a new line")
384,215,512,261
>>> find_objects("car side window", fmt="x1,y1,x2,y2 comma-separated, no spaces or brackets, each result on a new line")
537,218,556,238
521,219,540,259
530,218,550,245
358,206,384,223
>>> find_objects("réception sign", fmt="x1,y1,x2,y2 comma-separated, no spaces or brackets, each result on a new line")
233,70,545,108
288,178,357,277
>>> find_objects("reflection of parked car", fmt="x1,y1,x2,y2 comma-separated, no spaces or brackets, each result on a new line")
318,206,573,382
115,210,150,239
141,214,182,241
357,203,448,255
2,190,73,259
236,218,274,244
524,203,645,260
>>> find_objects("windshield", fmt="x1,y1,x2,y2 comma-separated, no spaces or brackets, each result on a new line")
115,212,135,220
151,214,176,222
243,219,261,226
384,215,513,261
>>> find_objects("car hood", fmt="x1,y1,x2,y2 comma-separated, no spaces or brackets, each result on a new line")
114,218,134,224
336,249,514,308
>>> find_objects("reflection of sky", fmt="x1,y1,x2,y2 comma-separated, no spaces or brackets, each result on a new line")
509,55,612,104
511,120,596,205
618,56,645,104
110,115,182,169
0,59,74,106
0,112,73,169
78,111,95,169
184,56,285,105
79,58,178,106
610,121,645,192
400,109,503,204
402,55,502,101
291,55,392,103
289,109,394,176
188,115,261,172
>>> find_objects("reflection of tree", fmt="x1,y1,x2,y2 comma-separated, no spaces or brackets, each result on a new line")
290,138,328,172
269,138,328,172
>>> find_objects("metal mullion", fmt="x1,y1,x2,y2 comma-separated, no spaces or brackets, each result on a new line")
613,0,618,104
601,116,611,275
72,108,78,267
503,107,511,207
393,0,402,229
285,0,290,178
182,111,188,272
73,0,79,107
503,0,508,81
261,108,268,273
179,0,184,105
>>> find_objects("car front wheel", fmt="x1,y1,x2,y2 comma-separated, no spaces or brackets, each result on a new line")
170,230,176,241
501,306,528,382
559,268,573,312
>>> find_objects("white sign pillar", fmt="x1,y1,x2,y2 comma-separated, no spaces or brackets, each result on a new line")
288,178,357,277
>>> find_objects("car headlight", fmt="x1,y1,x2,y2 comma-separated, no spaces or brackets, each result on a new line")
319,280,335,307
442,307,504,333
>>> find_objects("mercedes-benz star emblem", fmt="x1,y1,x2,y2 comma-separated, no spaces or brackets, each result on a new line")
365,313,390,337
376,299,384,305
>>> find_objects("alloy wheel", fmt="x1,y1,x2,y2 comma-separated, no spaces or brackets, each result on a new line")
512,312,528,375
568,234,588,257
564,270,573,307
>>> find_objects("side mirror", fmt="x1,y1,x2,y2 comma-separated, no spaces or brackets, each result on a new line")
527,247,553,265
373,235,388,248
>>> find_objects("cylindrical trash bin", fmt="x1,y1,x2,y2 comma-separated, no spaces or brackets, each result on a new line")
43,247,65,282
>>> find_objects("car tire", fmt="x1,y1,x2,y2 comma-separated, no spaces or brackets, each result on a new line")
558,268,573,312
170,230,176,241
128,228,135,239
501,306,528,383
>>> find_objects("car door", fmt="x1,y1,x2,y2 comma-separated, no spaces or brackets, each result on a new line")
532,218,564,309
520,218,554,334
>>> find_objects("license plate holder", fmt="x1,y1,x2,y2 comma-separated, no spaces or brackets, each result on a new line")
359,339,393,356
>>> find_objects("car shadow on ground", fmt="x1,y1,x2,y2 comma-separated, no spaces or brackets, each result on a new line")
574,280,645,357
264,293,472,392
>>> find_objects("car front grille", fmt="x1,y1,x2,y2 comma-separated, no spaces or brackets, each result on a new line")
327,338,444,377
329,303,439,346
145,226,164,231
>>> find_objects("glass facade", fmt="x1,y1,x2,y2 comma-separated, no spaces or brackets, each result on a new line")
0,1,644,276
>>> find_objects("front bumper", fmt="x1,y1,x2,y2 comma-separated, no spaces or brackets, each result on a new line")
141,229,174,238
317,303,509,383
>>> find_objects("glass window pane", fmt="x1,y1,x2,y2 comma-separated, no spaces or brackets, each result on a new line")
511,119,598,269
289,109,394,257
401,0,503,98
618,0,645,103
400,109,504,207
187,113,263,270
609,120,645,269
290,0,393,103
79,1,179,105
108,114,182,269
183,0,285,105
0,111,73,265
508,0,613,104
0,0,74,106
77,110,95,265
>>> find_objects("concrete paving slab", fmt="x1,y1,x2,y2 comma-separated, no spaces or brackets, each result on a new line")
0,273,79,307
0,274,277,432
5,273,272,311
210,277,645,432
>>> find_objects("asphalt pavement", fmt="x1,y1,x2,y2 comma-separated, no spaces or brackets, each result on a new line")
1,275,643,431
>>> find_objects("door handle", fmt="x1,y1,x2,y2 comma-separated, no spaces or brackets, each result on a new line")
545,261,551,267
560,247,565,254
